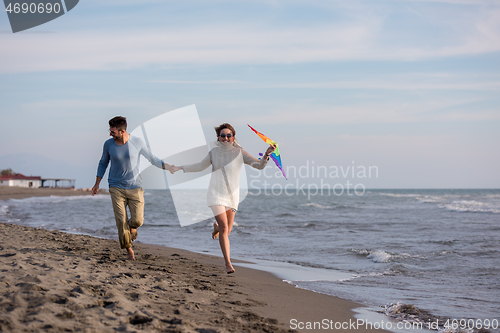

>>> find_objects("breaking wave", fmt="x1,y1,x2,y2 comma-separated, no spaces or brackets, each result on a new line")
439,200,500,214
380,192,500,214
299,202,332,209
383,302,496,333
9,194,108,204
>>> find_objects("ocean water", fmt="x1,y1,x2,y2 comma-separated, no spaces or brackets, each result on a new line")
1,189,499,332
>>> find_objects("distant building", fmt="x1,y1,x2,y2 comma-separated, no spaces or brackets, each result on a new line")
0,173,75,188
0,173,42,188
40,178,75,188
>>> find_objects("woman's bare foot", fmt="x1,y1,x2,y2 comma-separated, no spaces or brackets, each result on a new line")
226,263,235,274
212,223,219,239
126,247,135,260
130,228,138,241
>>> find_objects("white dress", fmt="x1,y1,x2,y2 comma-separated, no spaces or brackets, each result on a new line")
182,143,268,210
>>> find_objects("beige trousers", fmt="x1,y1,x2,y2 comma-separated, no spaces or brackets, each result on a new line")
109,187,144,249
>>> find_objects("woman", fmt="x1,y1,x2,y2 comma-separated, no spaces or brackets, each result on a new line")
170,123,275,274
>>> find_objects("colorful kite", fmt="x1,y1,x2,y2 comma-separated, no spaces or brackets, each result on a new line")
248,124,287,180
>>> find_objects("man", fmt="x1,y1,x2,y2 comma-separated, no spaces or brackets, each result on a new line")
92,116,171,260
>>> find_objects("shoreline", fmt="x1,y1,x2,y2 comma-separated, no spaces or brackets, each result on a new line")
0,187,390,332
0,222,390,333
0,186,101,201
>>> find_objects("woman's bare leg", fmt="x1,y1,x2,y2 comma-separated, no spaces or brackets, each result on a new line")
211,206,236,273
226,208,235,235
212,208,235,238
212,223,219,239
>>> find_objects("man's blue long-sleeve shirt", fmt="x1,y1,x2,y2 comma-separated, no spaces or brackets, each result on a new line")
97,136,164,189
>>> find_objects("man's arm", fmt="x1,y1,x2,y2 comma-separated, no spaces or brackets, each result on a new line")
93,141,110,195
92,176,102,196
137,138,171,170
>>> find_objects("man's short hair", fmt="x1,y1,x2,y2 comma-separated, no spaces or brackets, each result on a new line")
109,116,127,131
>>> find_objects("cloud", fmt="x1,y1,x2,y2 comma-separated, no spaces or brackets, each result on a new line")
393,0,498,4
0,24,376,72
148,71,500,92
16,98,176,116
250,77,500,91
1,3,500,72
203,95,499,127
150,80,246,84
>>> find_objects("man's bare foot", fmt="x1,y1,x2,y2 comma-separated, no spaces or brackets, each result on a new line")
226,263,235,274
126,247,135,260
212,223,219,240
130,228,138,241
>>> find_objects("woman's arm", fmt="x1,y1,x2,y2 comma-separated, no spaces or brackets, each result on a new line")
242,149,269,170
181,152,212,173
242,143,277,170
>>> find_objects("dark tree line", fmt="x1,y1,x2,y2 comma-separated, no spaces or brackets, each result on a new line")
1,168,14,176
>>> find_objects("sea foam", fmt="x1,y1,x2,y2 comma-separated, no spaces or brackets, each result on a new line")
439,200,500,214
299,202,332,209
9,194,108,204
0,205,8,215
367,250,393,263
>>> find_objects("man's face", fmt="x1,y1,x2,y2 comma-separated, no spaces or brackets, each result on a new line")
109,127,123,140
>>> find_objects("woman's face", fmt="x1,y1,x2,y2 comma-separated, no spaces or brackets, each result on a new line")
219,128,234,146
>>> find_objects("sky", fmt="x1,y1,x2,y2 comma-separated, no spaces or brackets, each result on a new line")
0,0,499,189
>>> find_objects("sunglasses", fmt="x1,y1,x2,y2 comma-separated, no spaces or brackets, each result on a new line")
219,133,233,139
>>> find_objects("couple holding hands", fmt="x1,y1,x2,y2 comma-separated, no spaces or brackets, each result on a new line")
92,116,276,274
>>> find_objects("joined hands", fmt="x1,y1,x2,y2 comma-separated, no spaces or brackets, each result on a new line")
169,165,182,174
163,164,182,174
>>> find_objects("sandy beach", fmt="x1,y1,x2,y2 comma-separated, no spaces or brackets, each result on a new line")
0,187,388,332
